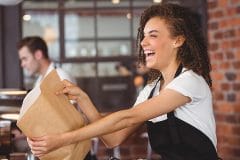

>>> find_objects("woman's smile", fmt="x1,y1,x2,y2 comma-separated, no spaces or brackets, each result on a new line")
144,49,156,63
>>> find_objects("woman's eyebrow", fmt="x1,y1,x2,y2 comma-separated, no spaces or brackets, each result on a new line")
144,30,159,34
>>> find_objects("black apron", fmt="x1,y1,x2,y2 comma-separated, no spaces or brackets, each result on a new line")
146,65,219,160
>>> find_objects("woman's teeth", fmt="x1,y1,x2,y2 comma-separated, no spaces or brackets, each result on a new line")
144,50,155,56
147,52,155,56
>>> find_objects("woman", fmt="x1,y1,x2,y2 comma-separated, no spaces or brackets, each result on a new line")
28,4,219,160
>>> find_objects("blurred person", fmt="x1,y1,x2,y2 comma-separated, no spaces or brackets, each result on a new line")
16,36,99,160
28,4,221,160
133,62,149,95
17,36,95,160
17,36,75,87
115,62,132,77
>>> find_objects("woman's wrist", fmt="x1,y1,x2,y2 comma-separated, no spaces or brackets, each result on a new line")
76,95,82,103
76,93,89,104
60,132,72,147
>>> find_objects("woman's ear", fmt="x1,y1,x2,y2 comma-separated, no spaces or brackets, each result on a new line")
173,36,186,48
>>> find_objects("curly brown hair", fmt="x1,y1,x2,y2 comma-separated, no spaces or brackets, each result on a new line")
137,3,212,87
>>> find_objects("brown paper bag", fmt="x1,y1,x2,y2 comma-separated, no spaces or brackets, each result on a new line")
17,70,90,160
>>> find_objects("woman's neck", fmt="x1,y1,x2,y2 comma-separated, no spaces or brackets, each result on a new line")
160,62,181,89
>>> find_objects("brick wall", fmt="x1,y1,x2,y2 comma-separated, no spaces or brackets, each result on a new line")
208,0,240,160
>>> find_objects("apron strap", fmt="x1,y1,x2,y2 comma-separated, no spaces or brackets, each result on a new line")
167,64,183,144
148,64,183,145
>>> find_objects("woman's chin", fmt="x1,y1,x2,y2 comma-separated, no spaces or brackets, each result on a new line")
146,62,155,69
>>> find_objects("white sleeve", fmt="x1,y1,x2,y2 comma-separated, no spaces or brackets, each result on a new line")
56,68,77,84
166,71,206,103
133,88,148,106
133,82,156,107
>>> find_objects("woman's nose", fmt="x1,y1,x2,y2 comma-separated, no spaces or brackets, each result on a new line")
140,37,147,47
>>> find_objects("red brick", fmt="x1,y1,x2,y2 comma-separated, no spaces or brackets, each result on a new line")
236,50,240,59
215,112,226,122
211,72,224,81
219,18,240,29
237,73,240,81
236,114,240,123
223,29,236,38
217,145,240,159
219,61,231,69
221,40,231,49
230,0,240,5
236,6,240,14
214,31,223,39
218,135,240,147
231,39,240,48
217,123,234,135
212,81,221,91
233,83,240,91
208,21,219,30
235,104,240,113
221,83,231,91
233,61,240,69
209,42,219,51
232,125,240,135
238,28,240,36
219,19,230,28
208,1,218,9
214,102,235,112
226,51,235,59
214,112,239,124
227,7,237,16
225,114,239,124
230,17,240,26
236,94,240,102
212,52,223,60
211,62,218,70
218,0,229,7
215,10,225,18
210,9,224,19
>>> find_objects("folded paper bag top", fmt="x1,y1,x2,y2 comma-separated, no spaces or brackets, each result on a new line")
17,70,90,160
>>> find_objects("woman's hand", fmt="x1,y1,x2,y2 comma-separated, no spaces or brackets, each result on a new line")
27,134,64,157
56,80,88,102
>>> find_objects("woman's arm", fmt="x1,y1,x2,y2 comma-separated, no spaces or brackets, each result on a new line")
76,90,141,148
61,80,142,148
29,87,190,157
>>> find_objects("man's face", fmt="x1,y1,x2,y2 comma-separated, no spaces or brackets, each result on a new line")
18,46,40,76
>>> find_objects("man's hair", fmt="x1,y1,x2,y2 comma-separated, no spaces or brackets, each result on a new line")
137,3,212,86
17,36,49,59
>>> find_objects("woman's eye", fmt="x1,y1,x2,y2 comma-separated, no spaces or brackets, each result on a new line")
150,34,157,38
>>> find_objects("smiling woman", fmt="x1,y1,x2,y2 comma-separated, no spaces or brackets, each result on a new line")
27,3,220,160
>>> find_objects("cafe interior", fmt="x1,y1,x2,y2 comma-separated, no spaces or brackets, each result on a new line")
1,0,236,160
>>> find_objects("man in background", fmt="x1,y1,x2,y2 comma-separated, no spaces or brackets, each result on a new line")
16,36,93,160
17,36,75,87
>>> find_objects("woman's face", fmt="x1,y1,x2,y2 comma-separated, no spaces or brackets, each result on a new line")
141,17,178,71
